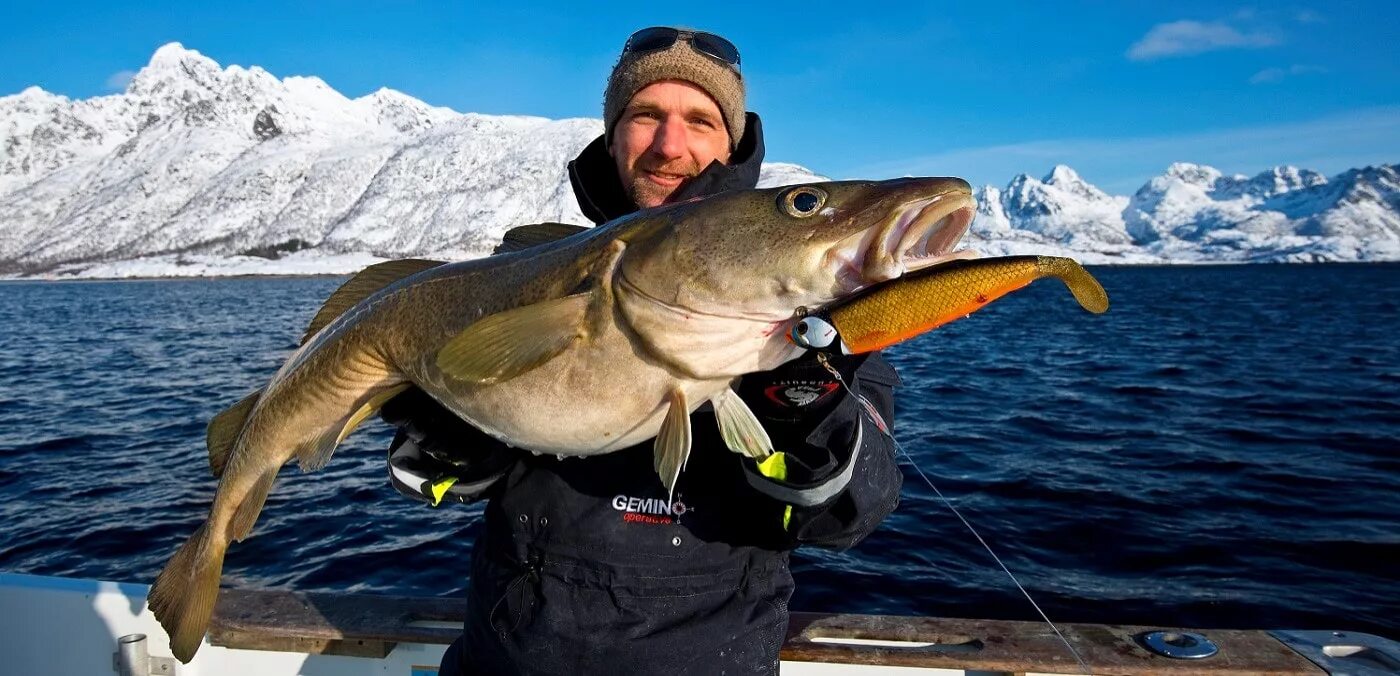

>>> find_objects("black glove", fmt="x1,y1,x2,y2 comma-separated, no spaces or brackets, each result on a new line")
735,352,869,486
380,388,495,467
381,388,518,505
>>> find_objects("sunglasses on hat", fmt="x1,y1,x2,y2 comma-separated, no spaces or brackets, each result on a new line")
622,27,742,73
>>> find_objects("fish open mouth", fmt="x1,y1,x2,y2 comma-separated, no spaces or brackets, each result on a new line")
862,191,976,282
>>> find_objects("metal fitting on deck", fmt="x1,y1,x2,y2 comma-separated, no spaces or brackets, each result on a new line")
1137,630,1219,659
113,634,176,676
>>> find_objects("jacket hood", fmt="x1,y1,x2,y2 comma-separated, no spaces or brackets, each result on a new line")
567,112,766,225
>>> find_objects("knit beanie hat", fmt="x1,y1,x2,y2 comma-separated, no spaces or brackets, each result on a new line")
603,38,746,151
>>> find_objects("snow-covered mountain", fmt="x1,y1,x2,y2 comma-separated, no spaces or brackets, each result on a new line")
967,162,1400,264
1,44,1396,277
0,43,822,277
1117,162,1400,262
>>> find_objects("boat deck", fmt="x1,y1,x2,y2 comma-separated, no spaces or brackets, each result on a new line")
5,572,1396,675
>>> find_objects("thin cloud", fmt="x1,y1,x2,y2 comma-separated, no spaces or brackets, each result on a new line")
845,107,1400,194
104,69,137,92
1250,64,1328,84
1127,20,1278,61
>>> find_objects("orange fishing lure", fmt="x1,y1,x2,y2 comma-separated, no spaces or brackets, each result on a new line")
790,255,1109,354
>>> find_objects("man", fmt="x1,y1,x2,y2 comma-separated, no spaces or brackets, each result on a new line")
381,27,903,675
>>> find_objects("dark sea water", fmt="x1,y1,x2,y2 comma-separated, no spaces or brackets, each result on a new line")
1,265,1397,639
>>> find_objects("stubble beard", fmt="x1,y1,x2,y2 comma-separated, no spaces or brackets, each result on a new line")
626,158,702,209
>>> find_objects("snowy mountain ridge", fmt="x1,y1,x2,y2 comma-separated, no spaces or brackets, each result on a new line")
2,44,1396,278
965,159,1399,264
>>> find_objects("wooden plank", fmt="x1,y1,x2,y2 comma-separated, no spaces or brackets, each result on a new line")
209,588,464,657
783,612,1325,675
209,589,1325,674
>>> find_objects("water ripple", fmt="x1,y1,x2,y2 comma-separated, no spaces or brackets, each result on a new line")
1,266,1397,638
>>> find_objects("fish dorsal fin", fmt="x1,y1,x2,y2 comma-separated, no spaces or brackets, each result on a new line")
301,259,447,345
654,388,692,504
494,223,589,254
712,387,774,460
436,293,591,384
207,389,262,477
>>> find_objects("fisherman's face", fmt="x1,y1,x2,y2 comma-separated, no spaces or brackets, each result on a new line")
611,80,732,209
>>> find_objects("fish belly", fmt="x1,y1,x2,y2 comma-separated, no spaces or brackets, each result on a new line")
411,320,724,456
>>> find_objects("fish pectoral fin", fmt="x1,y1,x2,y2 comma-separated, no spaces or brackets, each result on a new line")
654,389,692,504
295,383,411,471
207,389,262,478
712,387,774,460
436,293,592,384
495,222,590,254
301,259,447,345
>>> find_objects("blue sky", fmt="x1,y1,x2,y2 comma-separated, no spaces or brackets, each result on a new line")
3,1,1398,193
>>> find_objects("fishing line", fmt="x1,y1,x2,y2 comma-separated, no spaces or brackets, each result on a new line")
816,353,1093,676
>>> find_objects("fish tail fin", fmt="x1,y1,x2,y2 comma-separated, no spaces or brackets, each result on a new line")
1039,256,1110,314
206,389,262,478
148,522,226,664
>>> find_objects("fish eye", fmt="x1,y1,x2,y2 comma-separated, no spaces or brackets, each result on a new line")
780,186,827,218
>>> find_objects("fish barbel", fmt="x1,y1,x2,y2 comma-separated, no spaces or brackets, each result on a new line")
790,255,1109,354
148,177,977,661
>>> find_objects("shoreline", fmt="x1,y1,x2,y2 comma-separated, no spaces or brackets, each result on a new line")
0,273,355,283
3,258,1397,283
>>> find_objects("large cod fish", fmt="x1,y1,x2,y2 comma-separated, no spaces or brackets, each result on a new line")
149,177,977,662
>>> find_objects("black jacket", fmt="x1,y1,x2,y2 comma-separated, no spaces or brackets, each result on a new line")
383,113,904,675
